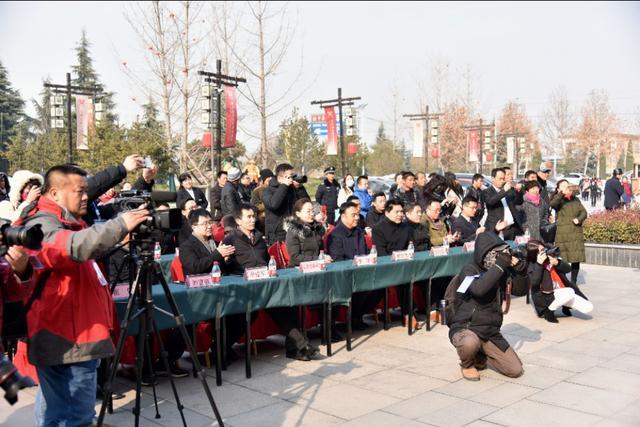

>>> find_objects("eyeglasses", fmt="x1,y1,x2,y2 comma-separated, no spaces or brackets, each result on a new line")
195,221,214,227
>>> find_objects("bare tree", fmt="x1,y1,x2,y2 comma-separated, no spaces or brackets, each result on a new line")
210,1,244,76
539,86,575,175
498,100,537,173
576,90,618,176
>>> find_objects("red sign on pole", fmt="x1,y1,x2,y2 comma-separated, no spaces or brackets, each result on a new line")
223,85,238,148
324,107,338,155
347,142,358,155
201,131,212,148
468,129,479,162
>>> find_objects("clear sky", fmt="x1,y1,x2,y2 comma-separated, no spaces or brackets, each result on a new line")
1,1,639,154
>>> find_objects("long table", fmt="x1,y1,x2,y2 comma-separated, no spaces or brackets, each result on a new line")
115,247,474,383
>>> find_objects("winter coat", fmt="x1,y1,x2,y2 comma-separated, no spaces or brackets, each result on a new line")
529,260,588,315
0,256,34,353
365,208,384,228
337,186,354,206
603,177,624,209
372,216,413,256
177,186,208,211
326,220,368,261
405,220,431,251
448,232,521,352
518,198,548,242
464,185,485,221
222,228,269,275
0,170,43,222
283,217,325,267
239,185,253,204
423,216,450,247
393,187,421,207
263,179,297,245
353,188,373,215
451,215,480,244
315,179,340,210
179,234,225,276
221,182,242,217
17,196,130,366
550,192,587,263
209,184,224,221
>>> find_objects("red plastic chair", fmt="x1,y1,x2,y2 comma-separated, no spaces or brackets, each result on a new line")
212,223,225,243
267,241,289,268
170,256,185,282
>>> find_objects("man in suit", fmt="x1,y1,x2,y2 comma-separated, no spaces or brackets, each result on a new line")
483,168,522,240
451,196,488,243
176,173,208,210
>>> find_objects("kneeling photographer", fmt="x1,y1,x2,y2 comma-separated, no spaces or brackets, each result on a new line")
0,224,40,406
15,165,150,426
447,232,526,381
526,241,593,323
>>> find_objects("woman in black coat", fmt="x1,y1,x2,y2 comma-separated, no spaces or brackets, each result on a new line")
284,198,331,267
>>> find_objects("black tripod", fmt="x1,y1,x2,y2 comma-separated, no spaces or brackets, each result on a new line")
97,237,224,426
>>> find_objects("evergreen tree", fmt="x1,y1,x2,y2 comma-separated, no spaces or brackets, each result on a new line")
275,108,326,173
624,139,634,172
0,61,25,150
367,123,404,175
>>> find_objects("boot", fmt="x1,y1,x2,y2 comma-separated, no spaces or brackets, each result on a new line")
562,306,572,317
543,309,559,323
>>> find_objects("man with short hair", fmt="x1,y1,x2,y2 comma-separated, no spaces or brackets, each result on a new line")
177,173,208,210
353,175,373,215
604,168,625,210
416,172,427,197
423,199,460,247
209,170,228,222
221,167,243,217
483,168,522,240
403,203,430,251
464,173,485,221
315,166,340,225
366,192,386,228
224,205,318,361
263,163,298,244
250,168,274,233
327,202,381,329
537,162,552,205
389,172,404,196
346,195,366,228
524,170,537,182
451,196,487,243
393,171,421,205
19,164,149,426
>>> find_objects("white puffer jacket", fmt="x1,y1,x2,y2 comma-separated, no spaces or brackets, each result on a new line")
0,170,44,222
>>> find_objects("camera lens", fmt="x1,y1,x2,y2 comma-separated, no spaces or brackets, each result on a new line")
1,224,44,251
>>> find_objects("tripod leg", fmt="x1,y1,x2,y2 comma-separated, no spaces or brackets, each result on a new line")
191,326,197,379
327,302,332,357
426,278,432,332
245,301,252,379
151,320,187,426
144,334,161,421
133,307,147,426
153,264,225,426
408,281,414,336
346,300,352,351
214,302,222,386
383,288,389,330
222,316,227,371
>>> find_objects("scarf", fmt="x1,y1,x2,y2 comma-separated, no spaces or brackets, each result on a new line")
545,263,565,290
524,192,541,206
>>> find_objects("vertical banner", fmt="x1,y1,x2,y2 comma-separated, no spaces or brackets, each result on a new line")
412,120,424,158
75,96,93,150
223,85,237,148
324,107,338,155
468,129,479,162
506,137,515,164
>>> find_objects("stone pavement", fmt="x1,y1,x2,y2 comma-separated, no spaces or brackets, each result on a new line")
2,263,639,426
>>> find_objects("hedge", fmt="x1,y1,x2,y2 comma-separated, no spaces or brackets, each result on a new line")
583,207,640,244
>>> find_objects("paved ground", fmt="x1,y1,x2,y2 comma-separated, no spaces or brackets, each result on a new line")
2,263,639,427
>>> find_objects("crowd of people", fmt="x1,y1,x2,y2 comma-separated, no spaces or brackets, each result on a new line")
3,154,635,425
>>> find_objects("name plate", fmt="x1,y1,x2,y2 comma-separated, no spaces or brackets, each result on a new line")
244,266,272,281
392,250,415,261
299,260,326,273
112,282,131,299
185,274,214,289
463,241,475,252
515,236,530,244
353,254,377,266
430,246,450,256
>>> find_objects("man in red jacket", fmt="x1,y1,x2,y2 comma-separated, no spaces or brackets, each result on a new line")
18,164,149,426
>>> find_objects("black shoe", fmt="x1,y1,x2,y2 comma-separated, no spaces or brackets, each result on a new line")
226,348,240,363
141,375,157,386
351,320,369,331
170,365,190,378
331,329,345,343
562,306,573,317
286,344,319,361
543,309,559,323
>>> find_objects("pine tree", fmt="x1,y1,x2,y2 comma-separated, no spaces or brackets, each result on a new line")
276,108,327,173
367,123,404,175
0,60,26,150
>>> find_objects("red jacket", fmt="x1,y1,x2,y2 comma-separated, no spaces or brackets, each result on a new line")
18,197,129,366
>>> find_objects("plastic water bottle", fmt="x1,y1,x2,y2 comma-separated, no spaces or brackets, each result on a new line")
370,245,377,262
318,250,325,261
407,241,414,252
268,256,277,277
524,227,530,239
211,261,221,284
154,242,161,260
442,236,450,249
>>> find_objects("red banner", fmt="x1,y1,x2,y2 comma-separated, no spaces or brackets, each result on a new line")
468,129,479,162
347,142,358,155
324,107,338,155
223,85,237,148
201,131,212,148
76,96,94,150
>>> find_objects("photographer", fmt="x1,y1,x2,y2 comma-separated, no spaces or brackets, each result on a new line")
16,164,150,426
526,241,592,323
263,163,298,245
0,170,43,222
448,232,525,381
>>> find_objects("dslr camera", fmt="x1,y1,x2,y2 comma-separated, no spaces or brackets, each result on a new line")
0,356,35,405
114,190,182,237
292,174,308,184
541,244,561,258
0,220,44,256
508,244,529,262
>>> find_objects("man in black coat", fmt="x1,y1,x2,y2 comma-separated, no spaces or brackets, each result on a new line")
403,202,431,251
263,163,298,245
448,232,525,381
464,174,485,221
604,168,625,210
315,166,340,225
209,171,228,222
537,162,552,206
220,167,243,217
451,196,486,243
176,173,208,210
223,205,319,361
482,168,522,240
365,192,386,228
327,202,381,329
392,171,422,206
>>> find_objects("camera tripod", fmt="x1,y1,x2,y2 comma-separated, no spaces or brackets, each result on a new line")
97,238,224,427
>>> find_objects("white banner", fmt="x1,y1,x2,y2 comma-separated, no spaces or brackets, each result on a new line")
76,96,94,150
506,137,515,164
412,121,424,158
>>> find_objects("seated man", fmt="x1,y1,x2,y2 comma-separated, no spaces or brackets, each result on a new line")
365,192,386,229
448,232,525,381
223,204,319,361
179,209,238,361
346,194,366,229
422,198,460,247
451,196,486,244
327,202,383,330
403,202,431,251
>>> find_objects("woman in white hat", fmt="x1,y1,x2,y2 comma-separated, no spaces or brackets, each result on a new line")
0,170,44,222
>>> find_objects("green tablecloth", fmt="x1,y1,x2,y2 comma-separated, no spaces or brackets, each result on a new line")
115,248,473,332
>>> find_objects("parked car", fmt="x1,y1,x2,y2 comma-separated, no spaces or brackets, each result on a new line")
451,173,492,193
368,176,394,197
556,173,588,187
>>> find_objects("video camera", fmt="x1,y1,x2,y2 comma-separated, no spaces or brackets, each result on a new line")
509,245,529,262
292,174,308,184
114,190,182,237
0,220,44,256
